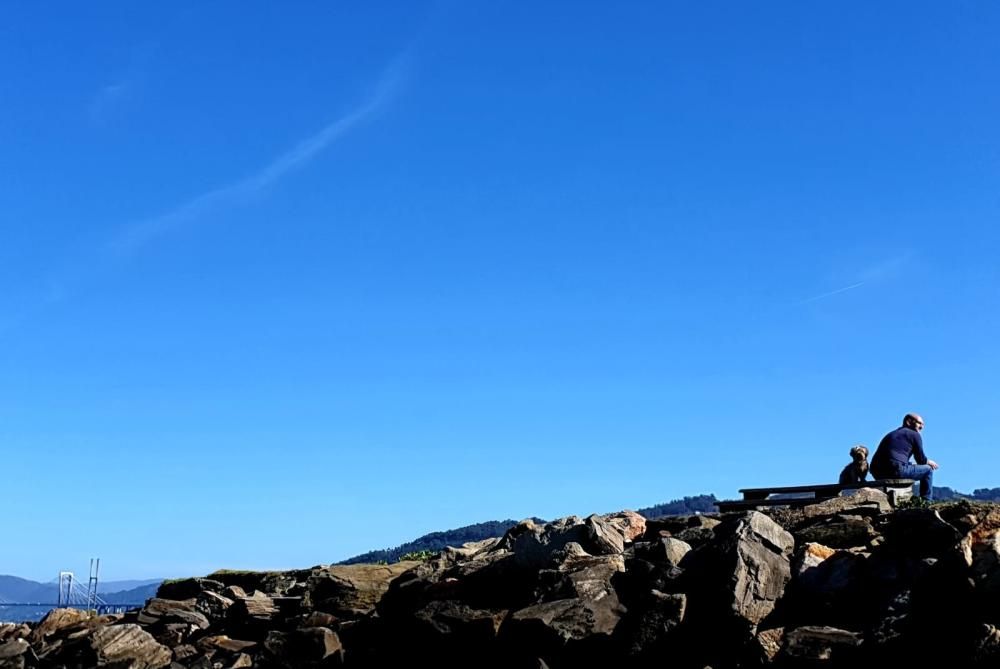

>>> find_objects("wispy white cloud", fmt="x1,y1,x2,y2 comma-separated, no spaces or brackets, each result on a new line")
108,57,406,256
856,251,914,283
89,81,132,123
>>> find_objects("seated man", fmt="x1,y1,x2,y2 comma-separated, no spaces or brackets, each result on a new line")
870,413,939,500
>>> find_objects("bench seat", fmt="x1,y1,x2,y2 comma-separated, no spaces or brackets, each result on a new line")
716,479,915,513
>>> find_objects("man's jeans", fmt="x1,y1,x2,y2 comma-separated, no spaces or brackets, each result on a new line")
895,463,935,500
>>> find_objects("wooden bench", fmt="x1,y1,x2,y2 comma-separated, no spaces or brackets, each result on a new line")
716,479,915,512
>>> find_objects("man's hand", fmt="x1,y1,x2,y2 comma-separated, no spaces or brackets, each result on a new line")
927,459,939,470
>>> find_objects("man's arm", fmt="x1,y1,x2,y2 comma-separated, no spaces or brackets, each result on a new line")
911,431,928,465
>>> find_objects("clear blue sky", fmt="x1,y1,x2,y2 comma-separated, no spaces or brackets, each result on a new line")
2,1,998,581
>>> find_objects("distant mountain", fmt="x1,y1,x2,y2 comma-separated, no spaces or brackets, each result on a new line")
0,575,53,603
339,494,721,565
934,486,1000,502
634,494,719,517
98,582,160,604
98,579,162,594
0,576,160,605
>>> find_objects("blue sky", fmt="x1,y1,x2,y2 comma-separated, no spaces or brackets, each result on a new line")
2,1,998,581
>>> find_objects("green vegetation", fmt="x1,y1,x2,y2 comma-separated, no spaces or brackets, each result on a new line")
399,550,437,562
341,519,526,565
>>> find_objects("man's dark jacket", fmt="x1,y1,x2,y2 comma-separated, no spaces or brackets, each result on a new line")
870,426,926,477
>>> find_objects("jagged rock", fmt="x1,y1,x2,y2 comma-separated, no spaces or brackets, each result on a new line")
780,625,861,663
440,538,501,562
802,488,891,518
89,624,172,669
0,639,29,668
503,594,626,649
792,542,837,578
30,608,94,644
658,537,692,566
498,513,634,569
503,516,588,567
973,623,1000,663
224,585,248,600
692,511,794,626
755,627,784,663
536,551,624,603
172,643,198,662
601,510,647,542
156,578,225,601
300,611,339,628
262,631,287,658
186,655,215,669
960,509,1000,594
228,652,253,668
622,590,686,657
618,555,685,608
412,600,507,640
153,622,190,647
378,550,532,619
0,626,22,643
787,548,868,629
287,627,343,662
307,562,419,618
880,508,962,558
631,537,691,566
197,635,257,653
796,515,877,549
194,589,234,621
643,514,720,540
137,598,210,629
205,569,309,597
670,525,715,548
233,591,279,618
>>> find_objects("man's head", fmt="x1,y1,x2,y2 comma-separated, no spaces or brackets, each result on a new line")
903,413,925,431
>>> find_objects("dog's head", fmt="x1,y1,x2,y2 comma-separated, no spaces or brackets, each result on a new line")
849,445,869,463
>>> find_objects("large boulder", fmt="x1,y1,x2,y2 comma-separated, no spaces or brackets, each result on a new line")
286,626,343,664
502,594,626,650
802,488,891,518
795,515,878,549
0,639,30,669
30,608,94,644
691,511,795,626
136,598,210,630
620,590,687,658
497,513,638,569
156,577,225,601
879,508,962,558
89,624,172,669
535,549,624,603
307,562,420,618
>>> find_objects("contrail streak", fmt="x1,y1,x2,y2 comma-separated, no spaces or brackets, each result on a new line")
108,59,405,256
796,281,866,305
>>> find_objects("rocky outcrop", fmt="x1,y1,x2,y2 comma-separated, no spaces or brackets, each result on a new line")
14,500,1000,667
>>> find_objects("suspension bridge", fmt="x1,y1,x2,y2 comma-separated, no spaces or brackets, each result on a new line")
0,560,144,618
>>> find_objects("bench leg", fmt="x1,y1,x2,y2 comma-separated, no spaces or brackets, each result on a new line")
887,486,913,507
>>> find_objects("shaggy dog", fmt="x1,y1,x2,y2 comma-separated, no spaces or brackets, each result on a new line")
839,445,869,484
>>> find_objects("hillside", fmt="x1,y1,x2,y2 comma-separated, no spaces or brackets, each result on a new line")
340,495,720,565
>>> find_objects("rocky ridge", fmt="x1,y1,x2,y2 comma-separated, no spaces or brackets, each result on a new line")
4,492,1000,667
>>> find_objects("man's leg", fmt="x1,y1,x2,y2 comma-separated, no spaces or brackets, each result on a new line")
899,463,934,499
